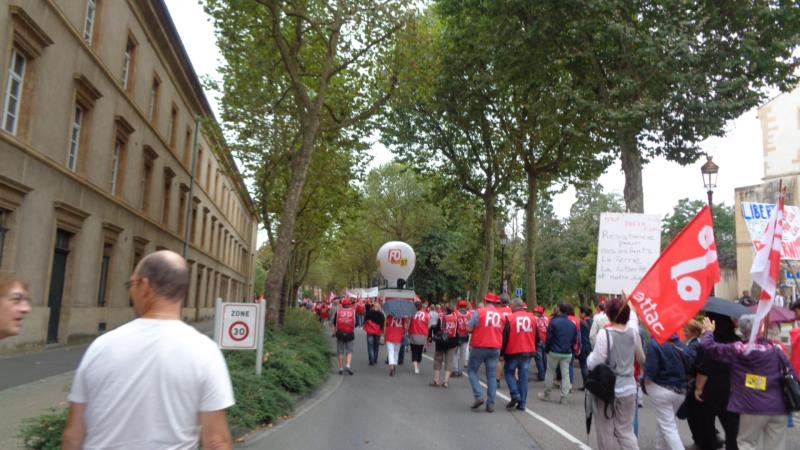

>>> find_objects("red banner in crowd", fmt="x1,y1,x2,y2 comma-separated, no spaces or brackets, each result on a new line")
628,207,720,344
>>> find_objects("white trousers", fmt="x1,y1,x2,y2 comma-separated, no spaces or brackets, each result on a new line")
648,383,686,450
386,342,401,366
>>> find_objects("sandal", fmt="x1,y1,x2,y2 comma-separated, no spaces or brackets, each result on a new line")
429,381,440,387
442,382,449,388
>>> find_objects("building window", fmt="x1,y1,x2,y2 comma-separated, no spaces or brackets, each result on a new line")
178,184,188,234
121,37,136,91
148,76,160,123
183,127,192,165
110,140,123,195
97,243,112,307
141,148,157,214
195,147,203,179
83,0,97,44
0,209,8,267
201,208,208,248
3,49,26,135
206,161,212,191
190,200,198,244
194,264,204,308
168,105,178,149
67,105,83,172
162,169,174,226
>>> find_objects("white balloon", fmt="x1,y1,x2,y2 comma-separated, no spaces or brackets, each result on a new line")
376,241,416,288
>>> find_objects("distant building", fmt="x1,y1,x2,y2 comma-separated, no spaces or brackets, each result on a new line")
0,0,258,352
734,88,800,300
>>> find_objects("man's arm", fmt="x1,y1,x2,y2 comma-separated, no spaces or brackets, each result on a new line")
62,403,87,450
201,410,233,450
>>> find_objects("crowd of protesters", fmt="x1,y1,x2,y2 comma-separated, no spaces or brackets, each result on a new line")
310,288,800,450
5,256,800,449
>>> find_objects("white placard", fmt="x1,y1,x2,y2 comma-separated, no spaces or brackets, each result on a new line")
595,212,662,294
741,202,800,260
218,302,259,350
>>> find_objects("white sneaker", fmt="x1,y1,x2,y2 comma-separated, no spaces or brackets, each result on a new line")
414,367,420,374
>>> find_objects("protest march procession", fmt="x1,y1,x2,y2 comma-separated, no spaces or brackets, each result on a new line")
5,1,800,449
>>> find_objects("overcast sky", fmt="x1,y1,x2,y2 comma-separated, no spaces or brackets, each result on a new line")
164,0,766,241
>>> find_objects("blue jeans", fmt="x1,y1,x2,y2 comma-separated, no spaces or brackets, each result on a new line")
504,356,532,408
366,334,380,364
468,348,500,407
534,343,547,381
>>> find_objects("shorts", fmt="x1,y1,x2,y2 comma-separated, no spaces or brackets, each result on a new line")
337,339,354,355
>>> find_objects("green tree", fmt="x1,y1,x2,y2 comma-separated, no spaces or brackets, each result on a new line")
435,0,613,305
205,0,414,325
662,198,736,269
565,1,800,212
382,13,520,300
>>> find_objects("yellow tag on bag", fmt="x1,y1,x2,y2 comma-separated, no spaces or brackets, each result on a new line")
745,373,767,391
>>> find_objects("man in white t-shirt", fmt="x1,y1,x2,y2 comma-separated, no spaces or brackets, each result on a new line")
62,250,234,450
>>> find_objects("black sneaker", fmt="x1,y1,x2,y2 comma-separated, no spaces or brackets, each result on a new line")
506,399,519,409
486,405,495,413
470,399,485,410
345,367,354,375
516,405,525,411
338,369,344,375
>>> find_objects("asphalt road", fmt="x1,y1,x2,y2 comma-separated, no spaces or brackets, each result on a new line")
238,329,800,450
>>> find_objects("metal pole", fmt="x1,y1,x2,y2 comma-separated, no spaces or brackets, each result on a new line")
184,116,201,258
707,189,715,296
256,299,266,375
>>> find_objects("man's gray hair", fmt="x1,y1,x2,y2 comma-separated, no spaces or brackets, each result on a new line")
135,250,189,302
510,298,526,310
738,314,756,337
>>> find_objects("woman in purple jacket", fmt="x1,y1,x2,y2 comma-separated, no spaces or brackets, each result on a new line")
701,315,798,450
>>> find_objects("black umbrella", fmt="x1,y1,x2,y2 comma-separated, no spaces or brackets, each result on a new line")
585,390,593,435
701,296,750,319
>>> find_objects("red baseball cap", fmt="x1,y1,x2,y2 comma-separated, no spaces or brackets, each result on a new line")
533,306,545,314
457,300,468,308
484,293,501,304
341,299,352,306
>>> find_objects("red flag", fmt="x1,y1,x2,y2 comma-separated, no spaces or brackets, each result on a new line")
628,207,720,344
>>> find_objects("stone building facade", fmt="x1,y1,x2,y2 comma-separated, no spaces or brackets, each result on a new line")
734,88,800,299
0,0,258,352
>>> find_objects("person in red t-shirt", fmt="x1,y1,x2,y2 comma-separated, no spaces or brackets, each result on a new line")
384,314,409,376
355,299,366,328
453,300,471,377
502,299,537,410
467,292,505,412
333,299,356,375
791,301,800,374
409,302,430,375
533,306,549,381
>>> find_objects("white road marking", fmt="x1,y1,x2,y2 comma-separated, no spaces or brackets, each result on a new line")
422,353,592,450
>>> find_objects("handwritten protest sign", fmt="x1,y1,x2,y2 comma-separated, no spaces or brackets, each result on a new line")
596,213,662,294
741,202,800,260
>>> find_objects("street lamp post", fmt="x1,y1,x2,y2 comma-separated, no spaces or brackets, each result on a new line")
500,229,508,294
701,155,719,210
701,155,719,296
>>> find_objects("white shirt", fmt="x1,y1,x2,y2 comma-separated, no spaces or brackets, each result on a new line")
69,319,235,450
775,294,785,308
587,325,645,397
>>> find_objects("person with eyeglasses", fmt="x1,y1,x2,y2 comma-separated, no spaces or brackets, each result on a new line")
0,273,31,340
62,250,234,450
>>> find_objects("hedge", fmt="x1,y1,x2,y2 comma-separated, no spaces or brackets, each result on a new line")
18,308,332,449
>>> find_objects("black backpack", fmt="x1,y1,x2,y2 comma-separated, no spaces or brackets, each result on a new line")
585,329,617,418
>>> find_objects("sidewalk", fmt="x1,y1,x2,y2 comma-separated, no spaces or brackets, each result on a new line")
0,320,214,449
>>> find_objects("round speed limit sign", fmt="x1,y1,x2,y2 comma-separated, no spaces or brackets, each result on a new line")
228,321,250,342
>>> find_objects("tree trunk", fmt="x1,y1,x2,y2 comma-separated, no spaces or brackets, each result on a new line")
265,120,320,325
619,129,644,213
524,173,538,307
477,194,496,300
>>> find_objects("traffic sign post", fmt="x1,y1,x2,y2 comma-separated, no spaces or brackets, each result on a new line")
214,298,266,375
515,288,523,298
